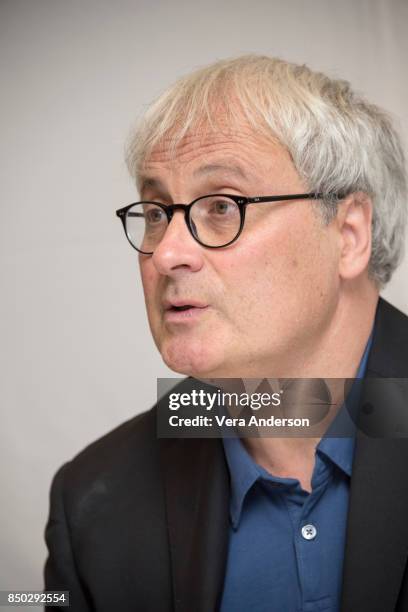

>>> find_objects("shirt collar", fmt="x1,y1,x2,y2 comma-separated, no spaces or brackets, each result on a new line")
222,330,373,529
223,436,261,529
223,436,303,529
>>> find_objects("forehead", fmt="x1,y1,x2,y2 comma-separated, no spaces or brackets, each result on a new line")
137,126,295,190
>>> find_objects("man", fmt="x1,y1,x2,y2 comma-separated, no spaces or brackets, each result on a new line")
44,56,408,611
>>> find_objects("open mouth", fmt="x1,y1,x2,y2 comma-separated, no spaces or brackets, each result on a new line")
169,304,196,311
164,301,209,321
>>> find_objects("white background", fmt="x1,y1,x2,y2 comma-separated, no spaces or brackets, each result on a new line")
1,0,407,598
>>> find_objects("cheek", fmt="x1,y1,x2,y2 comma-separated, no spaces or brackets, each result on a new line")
139,262,160,325
213,245,277,330
223,220,335,318
140,261,156,297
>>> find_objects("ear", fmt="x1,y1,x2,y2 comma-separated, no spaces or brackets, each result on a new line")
335,192,373,281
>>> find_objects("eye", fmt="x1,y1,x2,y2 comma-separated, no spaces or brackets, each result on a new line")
214,200,230,214
145,206,165,224
209,198,239,217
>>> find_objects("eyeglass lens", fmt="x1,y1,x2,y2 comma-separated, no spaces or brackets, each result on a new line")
125,196,241,253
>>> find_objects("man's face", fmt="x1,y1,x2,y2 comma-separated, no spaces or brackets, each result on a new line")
138,125,341,378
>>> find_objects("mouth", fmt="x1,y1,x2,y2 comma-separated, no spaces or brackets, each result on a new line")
163,300,209,323
170,305,196,312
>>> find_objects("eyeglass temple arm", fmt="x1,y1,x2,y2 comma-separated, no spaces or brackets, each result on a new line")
116,210,145,218
247,193,324,204
247,192,347,204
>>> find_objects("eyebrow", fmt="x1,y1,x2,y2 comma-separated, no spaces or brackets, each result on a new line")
138,176,166,194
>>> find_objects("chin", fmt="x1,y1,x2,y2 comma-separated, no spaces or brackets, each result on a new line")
160,336,225,378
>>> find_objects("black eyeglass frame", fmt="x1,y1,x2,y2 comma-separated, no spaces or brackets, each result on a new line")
116,192,346,254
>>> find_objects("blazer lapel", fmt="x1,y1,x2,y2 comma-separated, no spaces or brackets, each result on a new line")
340,430,408,610
341,298,408,611
160,436,230,612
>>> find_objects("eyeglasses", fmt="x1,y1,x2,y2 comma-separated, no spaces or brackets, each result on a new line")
116,192,345,254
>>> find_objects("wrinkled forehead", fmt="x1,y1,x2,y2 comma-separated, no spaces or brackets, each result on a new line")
135,121,286,192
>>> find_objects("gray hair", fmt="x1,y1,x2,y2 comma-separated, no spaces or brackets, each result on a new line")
126,55,407,286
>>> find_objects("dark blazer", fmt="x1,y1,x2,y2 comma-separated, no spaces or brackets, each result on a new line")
44,297,408,611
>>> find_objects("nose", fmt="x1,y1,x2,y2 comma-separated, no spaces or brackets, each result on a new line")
151,210,204,276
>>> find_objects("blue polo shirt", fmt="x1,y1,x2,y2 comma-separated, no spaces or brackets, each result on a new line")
220,341,372,612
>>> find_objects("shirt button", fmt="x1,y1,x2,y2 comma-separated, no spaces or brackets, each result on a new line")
301,524,317,540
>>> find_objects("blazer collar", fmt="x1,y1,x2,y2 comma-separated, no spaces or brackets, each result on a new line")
364,297,408,378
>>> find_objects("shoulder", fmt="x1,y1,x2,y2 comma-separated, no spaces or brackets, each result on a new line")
51,407,161,521
52,378,202,497
70,405,157,475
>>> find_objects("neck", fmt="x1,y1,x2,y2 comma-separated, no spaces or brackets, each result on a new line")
238,281,379,491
